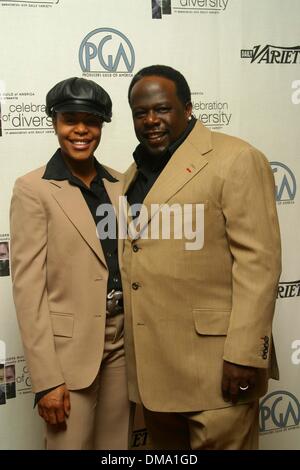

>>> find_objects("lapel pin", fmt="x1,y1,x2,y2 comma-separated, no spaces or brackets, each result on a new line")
186,163,196,173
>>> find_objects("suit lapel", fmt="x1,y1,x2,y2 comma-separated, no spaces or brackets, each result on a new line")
124,163,138,195
136,122,212,238
102,178,123,223
50,181,107,266
102,177,126,269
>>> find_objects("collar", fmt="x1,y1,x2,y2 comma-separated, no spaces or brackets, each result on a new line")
42,148,118,187
133,116,197,174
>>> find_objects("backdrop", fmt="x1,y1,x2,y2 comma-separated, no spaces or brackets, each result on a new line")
0,0,299,450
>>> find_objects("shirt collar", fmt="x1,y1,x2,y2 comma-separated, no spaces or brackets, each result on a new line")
133,116,196,173
42,148,118,186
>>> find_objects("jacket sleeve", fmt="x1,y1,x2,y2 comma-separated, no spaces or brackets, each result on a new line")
10,178,65,392
222,146,281,368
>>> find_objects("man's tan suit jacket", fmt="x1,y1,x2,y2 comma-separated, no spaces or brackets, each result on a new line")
10,161,123,393
122,121,281,412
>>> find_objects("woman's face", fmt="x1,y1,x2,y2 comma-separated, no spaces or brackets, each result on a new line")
53,112,103,162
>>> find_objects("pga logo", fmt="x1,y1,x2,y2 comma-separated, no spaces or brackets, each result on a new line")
259,390,300,432
79,28,135,73
291,80,300,104
270,162,296,203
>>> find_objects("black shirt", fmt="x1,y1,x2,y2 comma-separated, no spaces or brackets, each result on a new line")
126,117,196,207
43,149,122,292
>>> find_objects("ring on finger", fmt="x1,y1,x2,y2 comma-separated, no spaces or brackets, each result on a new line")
239,384,249,391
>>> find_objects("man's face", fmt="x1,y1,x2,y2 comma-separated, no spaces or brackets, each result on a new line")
53,112,103,162
0,243,8,260
130,76,192,157
5,366,15,383
0,243,9,276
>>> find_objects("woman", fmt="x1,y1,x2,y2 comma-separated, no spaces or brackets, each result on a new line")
10,77,130,449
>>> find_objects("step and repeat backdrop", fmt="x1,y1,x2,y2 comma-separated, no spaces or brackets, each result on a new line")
0,0,299,450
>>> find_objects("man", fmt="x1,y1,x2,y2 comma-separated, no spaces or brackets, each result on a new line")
152,0,162,19
0,384,5,405
122,65,281,449
10,77,131,449
5,365,16,400
0,242,10,276
5,365,15,383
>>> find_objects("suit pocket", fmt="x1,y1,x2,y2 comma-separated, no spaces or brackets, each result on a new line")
50,312,74,338
193,308,231,335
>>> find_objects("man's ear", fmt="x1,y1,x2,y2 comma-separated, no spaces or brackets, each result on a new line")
185,101,193,120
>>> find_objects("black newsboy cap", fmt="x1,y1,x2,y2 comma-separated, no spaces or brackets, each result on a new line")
45,77,112,122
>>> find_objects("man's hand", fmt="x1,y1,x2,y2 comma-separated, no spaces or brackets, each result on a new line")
37,384,70,425
221,360,258,404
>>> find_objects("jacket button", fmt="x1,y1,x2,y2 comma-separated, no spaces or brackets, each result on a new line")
132,282,140,290
132,245,139,253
